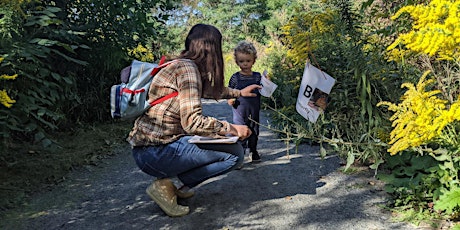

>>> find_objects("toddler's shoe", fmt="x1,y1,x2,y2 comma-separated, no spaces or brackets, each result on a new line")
251,151,261,163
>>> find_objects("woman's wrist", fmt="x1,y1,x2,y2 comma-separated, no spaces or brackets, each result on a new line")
224,123,238,136
228,124,238,136
218,121,234,136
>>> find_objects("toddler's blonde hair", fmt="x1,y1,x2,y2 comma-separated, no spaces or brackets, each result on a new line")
234,41,257,60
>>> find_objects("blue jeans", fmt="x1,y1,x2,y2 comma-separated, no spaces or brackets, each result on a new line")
132,136,244,188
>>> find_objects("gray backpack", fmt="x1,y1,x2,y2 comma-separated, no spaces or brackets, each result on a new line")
110,57,178,120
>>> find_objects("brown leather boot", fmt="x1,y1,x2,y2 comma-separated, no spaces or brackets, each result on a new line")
146,178,190,217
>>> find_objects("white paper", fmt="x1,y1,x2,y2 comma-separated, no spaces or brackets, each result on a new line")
188,135,239,144
259,70,278,97
296,62,335,123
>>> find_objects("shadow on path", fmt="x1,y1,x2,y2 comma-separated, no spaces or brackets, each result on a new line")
0,100,417,230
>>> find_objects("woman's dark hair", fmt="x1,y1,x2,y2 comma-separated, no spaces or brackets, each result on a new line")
179,24,224,99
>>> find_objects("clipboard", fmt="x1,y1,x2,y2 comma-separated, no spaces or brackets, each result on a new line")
188,135,239,144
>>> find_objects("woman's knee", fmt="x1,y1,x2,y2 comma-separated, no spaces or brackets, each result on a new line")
229,143,244,167
132,147,167,177
234,155,244,168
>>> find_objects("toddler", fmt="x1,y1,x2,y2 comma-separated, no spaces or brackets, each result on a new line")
227,41,262,162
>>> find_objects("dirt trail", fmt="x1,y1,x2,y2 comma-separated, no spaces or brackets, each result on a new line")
0,100,418,230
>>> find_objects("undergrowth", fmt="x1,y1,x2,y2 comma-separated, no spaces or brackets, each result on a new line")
0,121,132,217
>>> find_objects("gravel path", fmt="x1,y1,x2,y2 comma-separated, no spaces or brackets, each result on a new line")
1,100,419,230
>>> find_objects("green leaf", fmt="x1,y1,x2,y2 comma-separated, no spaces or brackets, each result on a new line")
319,145,327,158
50,72,61,81
345,150,355,170
430,153,451,162
369,158,384,170
34,131,45,141
434,187,460,214
37,109,46,116
32,38,58,46
41,138,53,147
51,49,88,65
38,6,60,15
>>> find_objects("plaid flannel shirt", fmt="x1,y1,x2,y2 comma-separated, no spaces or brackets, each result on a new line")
127,59,241,146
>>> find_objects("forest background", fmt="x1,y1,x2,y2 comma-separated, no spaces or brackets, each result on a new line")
1,0,459,228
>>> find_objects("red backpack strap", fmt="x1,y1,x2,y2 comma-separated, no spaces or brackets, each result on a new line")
149,91,179,106
148,56,180,106
158,55,166,65
150,56,177,76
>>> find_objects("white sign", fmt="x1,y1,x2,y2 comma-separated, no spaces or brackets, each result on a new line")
259,70,278,97
296,62,335,123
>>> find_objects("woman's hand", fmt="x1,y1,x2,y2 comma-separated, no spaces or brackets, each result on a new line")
240,84,262,97
229,124,252,140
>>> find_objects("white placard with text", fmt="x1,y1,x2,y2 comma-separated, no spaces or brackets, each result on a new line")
296,62,335,123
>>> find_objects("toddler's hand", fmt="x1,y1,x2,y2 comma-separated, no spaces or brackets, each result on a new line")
227,99,235,106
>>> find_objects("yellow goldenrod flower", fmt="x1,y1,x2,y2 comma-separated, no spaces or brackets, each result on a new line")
377,71,460,155
127,43,154,62
0,74,18,80
281,10,335,65
0,89,16,108
388,0,460,60
1,56,18,108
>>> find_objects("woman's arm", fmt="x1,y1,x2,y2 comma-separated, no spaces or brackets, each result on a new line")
217,122,252,140
221,84,261,99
